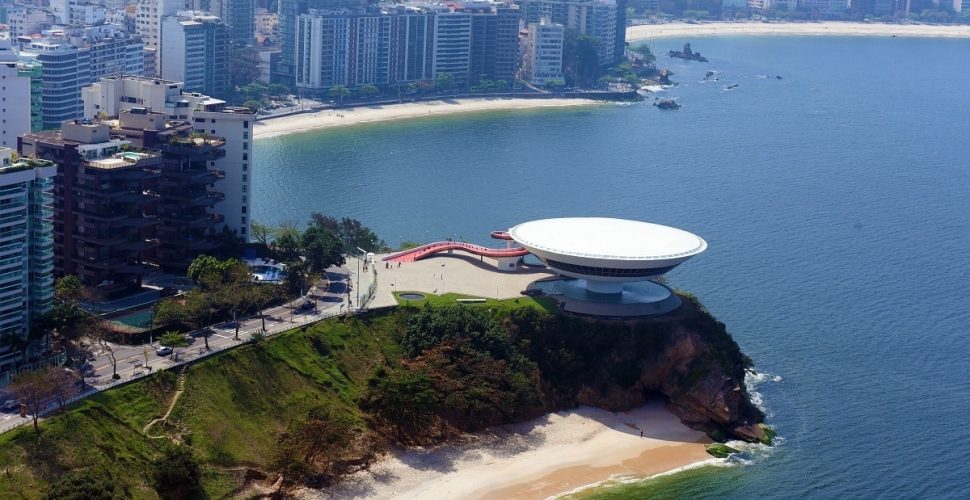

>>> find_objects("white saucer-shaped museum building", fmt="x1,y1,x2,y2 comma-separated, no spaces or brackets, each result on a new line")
508,217,707,294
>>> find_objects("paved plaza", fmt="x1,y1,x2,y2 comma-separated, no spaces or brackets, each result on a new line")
368,252,554,308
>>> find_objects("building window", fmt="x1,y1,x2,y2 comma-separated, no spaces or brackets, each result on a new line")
242,153,248,161
243,142,248,150
211,119,216,123
241,216,247,224
242,163,247,171
242,206,247,214
242,174,247,182
194,118,204,123
243,120,249,128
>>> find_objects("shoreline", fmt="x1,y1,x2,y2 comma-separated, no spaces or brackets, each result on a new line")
253,97,602,139
302,401,714,500
627,21,970,41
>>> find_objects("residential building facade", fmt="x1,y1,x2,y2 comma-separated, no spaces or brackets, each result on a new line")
0,148,56,378
0,37,31,148
523,17,564,85
82,75,255,240
160,11,230,96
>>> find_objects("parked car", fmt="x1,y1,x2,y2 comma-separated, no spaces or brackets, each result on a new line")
155,346,173,357
2,399,20,411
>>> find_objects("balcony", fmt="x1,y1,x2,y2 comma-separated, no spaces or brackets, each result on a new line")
118,237,161,251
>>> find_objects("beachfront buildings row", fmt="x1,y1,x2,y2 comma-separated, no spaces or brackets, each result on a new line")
292,2,522,91
276,0,624,89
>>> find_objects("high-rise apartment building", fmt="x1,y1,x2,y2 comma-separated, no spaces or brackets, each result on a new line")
212,0,256,46
275,0,375,86
109,108,228,271
135,0,186,73
16,26,144,130
19,121,163,292
82,75,256,239
0,148,56,376
20,41,92,131
0,37,31,148
517,0,620,65
523,17,564,85
160,11,230,96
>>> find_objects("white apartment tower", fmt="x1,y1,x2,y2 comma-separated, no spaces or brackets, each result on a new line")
0,38,31,148
524,18,564,86
136,0,185,73
0,148,56,377
160,11,230,96
82,76,256,239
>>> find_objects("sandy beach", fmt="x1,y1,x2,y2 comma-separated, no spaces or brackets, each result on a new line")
628,21,970,41
301,401,714,500
253,97,600,139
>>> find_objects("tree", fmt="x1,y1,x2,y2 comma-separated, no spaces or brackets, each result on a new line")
631,43,656,63
436,72,454,93
309,213,388,254
301,225,346,274
357,84,380,99
361,368,439,444
273,402,356,478
211,261,255,340
43,469,116,500
252,284,280,332
181,290,214,350
54,275,84,303
93,330,120,380
152,445,201,500
8,369,56,433
46,367,81,412
272,224,302,261
329,85,351,105
230,47,261,95
267,83,290,98
187,254,241,287
563,33,601,88
159,331,188,348
250,220,273,246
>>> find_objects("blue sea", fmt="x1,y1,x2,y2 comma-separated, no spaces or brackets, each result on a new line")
255,36,970,498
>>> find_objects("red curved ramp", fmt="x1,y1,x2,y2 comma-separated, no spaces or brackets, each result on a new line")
490,231,513,240
384,241,528,263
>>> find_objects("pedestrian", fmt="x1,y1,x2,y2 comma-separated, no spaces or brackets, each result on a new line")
640,430,643,438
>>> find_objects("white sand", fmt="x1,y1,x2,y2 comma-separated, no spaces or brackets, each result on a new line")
300,401,713,500
628,21,970,41
253,97,600,139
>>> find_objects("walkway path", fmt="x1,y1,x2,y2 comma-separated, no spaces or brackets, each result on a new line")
143,367,186,437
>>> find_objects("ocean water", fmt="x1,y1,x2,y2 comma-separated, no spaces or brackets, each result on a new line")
255,36,970,498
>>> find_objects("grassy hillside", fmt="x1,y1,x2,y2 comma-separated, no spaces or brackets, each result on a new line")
0,312,408,499
0,295,760,498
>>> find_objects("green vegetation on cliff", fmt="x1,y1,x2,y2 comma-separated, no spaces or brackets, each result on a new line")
0,295,762,498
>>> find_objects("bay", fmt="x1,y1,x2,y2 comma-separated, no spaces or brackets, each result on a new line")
255,36,970,498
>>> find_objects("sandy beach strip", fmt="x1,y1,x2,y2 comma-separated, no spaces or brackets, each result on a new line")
253,97,600,139
627,21,970,42
301,401,713,500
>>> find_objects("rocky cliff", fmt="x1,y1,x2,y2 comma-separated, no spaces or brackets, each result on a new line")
512,295,767,443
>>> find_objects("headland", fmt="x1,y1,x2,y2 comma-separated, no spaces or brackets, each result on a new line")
253,97,602,139
627,21,970,42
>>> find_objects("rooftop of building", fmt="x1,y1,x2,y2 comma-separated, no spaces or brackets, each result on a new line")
509,218,707,262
